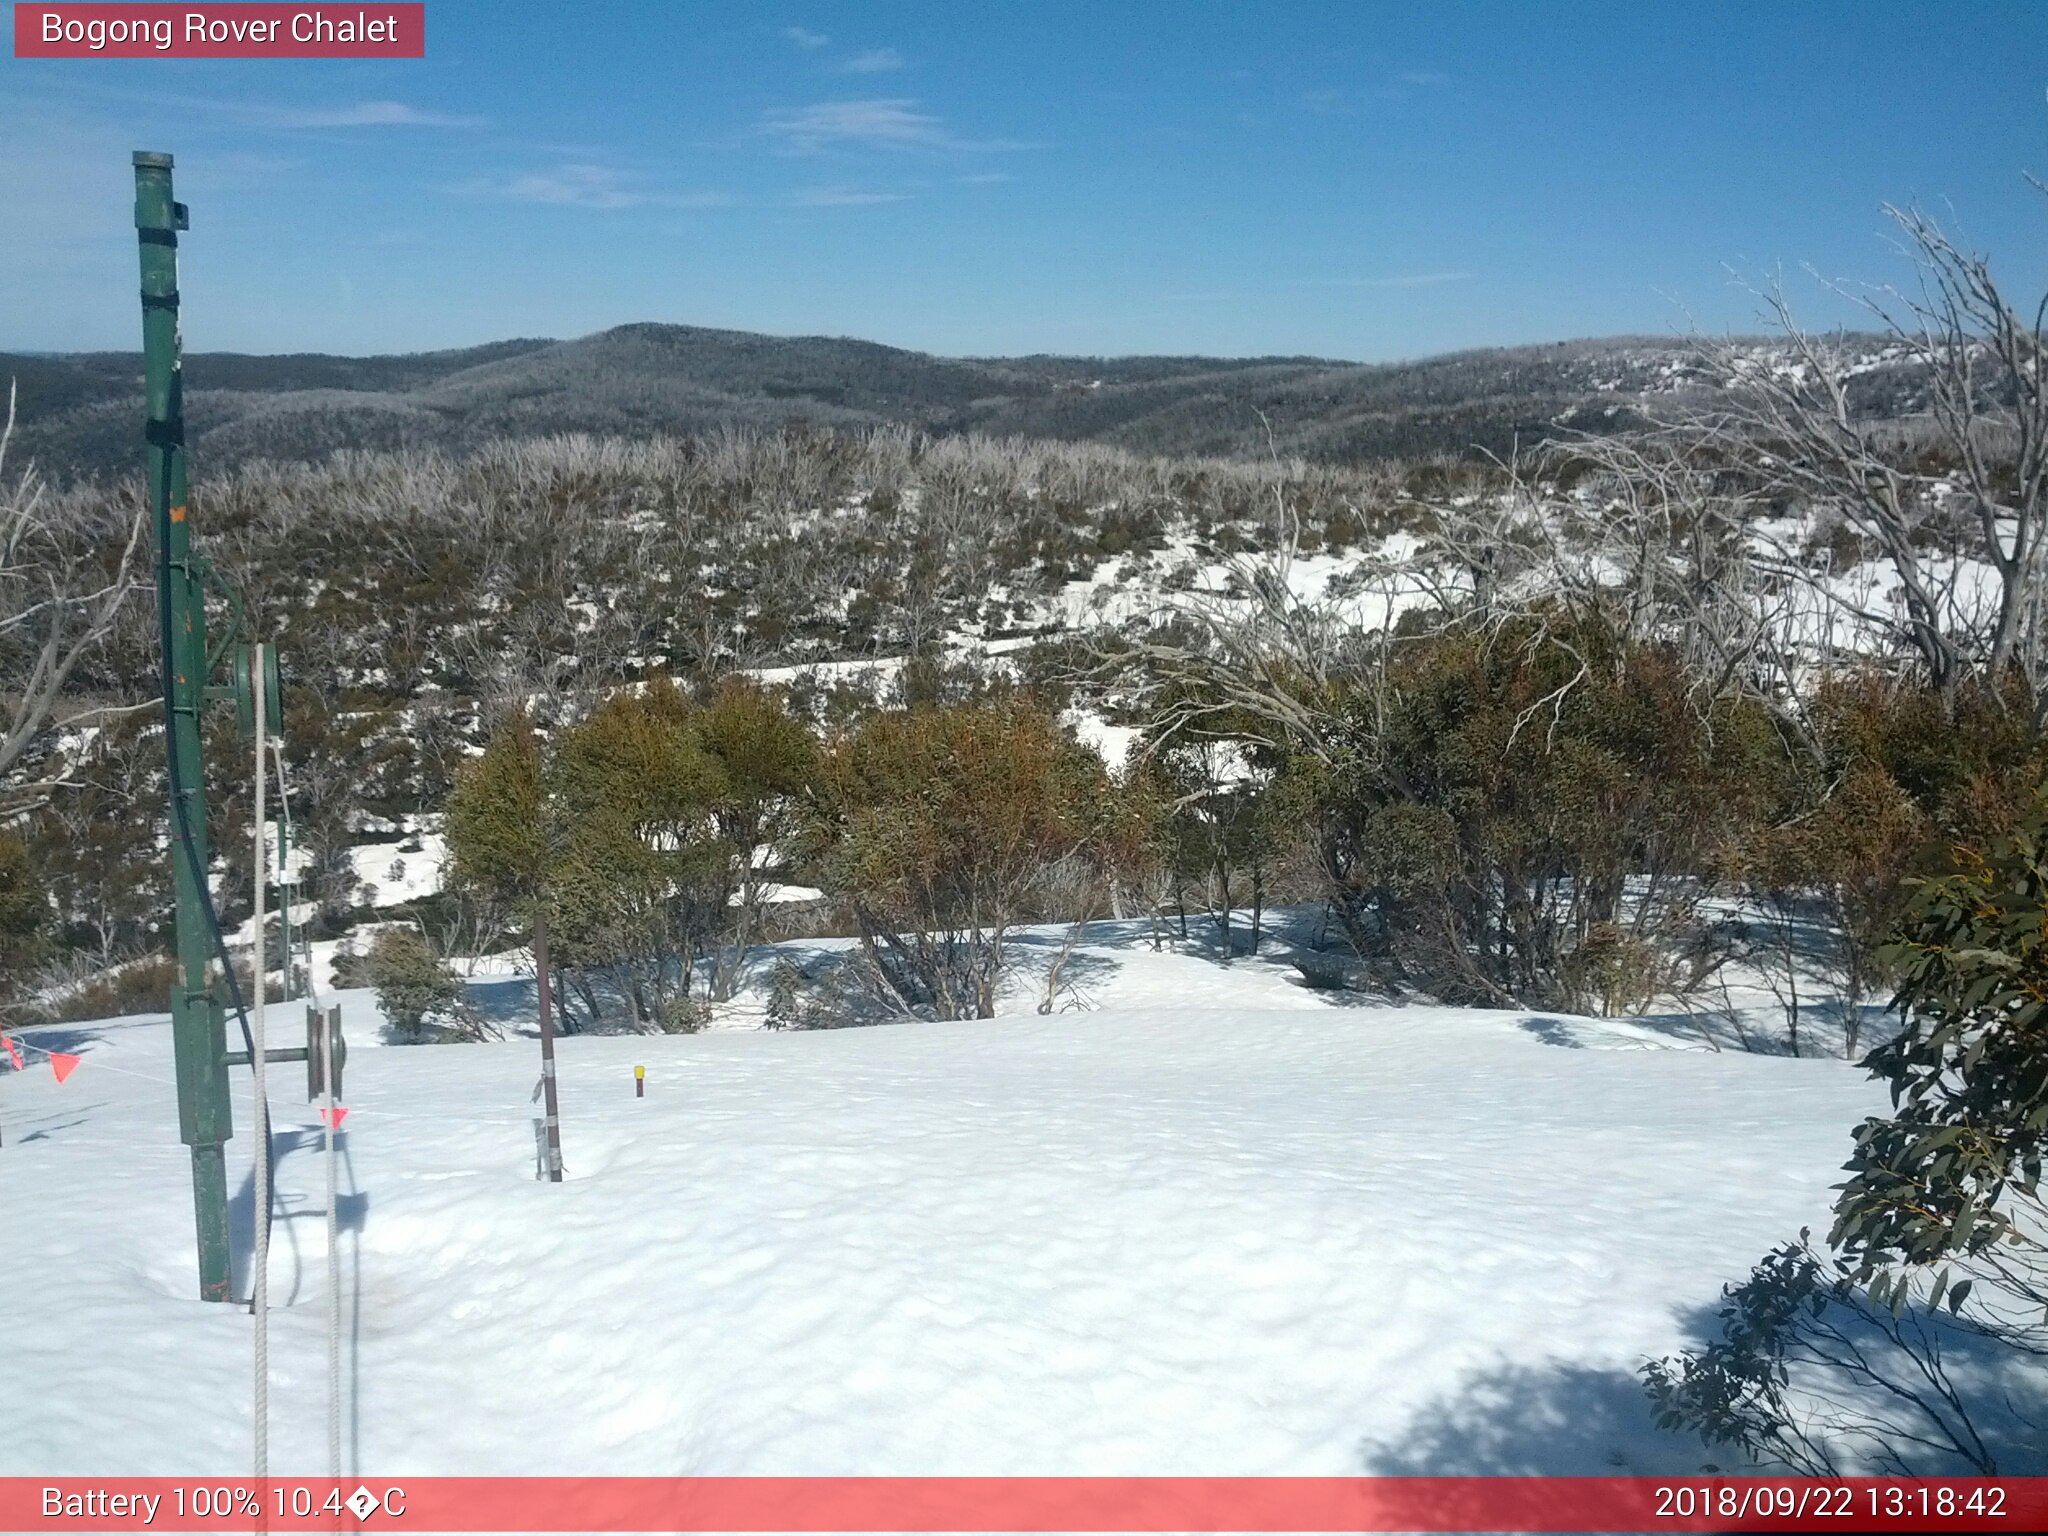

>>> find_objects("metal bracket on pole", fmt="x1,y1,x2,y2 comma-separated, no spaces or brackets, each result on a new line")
223,1006,342,1102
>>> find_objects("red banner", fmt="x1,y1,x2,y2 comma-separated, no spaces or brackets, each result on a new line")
4,1477,2045,1532
13,4,424,58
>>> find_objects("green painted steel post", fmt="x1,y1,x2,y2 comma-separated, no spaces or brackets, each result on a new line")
136,150,234,1303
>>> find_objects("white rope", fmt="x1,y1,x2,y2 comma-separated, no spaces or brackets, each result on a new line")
251,641,270,1485
322,993,341,1484
267,722,342,1483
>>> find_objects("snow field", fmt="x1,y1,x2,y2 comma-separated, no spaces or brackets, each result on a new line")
0,944,1886,1478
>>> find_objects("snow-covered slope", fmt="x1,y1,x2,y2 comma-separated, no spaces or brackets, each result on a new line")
0,933,1888,1479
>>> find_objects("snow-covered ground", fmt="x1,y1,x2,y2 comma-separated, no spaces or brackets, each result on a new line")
0,923,1901,1478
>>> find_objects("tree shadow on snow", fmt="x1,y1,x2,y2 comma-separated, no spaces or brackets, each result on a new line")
5,1019,135,1060
461,969,651,1038
464,973,538,1034
1615,999,1884,1058
1359,1290,2048,1480
1360,1358,1717,1476
1517,1016,1587,1049
999,931,1127,1009
1025,911,1389,1006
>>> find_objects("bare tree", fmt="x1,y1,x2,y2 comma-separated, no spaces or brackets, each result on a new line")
0,382,148,812
1678,203,2048,716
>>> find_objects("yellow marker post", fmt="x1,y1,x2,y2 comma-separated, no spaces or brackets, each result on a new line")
634,1064,645,1099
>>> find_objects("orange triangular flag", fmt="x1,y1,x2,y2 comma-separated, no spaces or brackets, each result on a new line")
49,1053,81,1084
2,1035,21,1071
318,1106,349,1129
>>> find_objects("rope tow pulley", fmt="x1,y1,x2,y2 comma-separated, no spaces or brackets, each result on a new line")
233,641,282,740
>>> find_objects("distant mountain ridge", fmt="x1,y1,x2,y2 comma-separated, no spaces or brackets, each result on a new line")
1,323,1917,483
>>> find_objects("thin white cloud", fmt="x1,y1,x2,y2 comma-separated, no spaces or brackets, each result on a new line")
782,26,829,48
1302,71,1449,116
760,98,1036,153
788,185,911,206
463,164,730,210
840,47,905,74
761,98,942,149
263,99,486,129
958,172,1011,185
7,82,485,135
1330,271,1475,289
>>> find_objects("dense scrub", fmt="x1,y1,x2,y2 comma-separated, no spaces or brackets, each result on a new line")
2,424,1449,1003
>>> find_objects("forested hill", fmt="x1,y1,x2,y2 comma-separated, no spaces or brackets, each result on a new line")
1,324,1919,482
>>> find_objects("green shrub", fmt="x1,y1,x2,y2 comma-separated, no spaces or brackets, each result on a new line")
1647,796,2048,1473
0,833,49,1012
656,993,711,1034
44,953,180,1023
367,926,481,1042
763,958,803,1031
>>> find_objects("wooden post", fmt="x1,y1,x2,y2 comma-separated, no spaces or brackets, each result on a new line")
533,911,564,1182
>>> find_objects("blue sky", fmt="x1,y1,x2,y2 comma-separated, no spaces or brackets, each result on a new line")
4,0,2045,359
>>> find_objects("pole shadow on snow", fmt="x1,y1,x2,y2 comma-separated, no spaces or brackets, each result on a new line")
13,1116,91,1142
227,1122,369,1475
229,1127,369,1306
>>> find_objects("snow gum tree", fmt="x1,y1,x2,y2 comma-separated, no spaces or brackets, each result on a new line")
1837,808,2048,1321
816,694,1111,1020
446,708,549,908
695,677,820,998
447,679,819,1031
444,707,559,1014
546,679,729,1028
1138,703,1310,962
1308,617,1784,1012
1735,675,2048,1055
366,926,487,1043
1647,801,2048,1473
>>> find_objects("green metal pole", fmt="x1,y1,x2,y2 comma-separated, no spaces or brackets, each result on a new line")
136,150,234,1303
